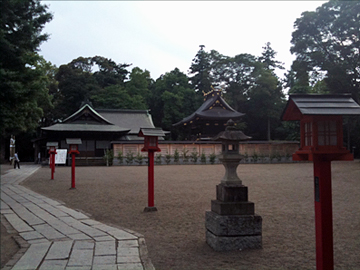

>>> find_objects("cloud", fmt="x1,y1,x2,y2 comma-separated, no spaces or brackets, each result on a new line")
40,1,326,80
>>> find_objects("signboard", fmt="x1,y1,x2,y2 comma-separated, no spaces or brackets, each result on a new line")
55,149,67,164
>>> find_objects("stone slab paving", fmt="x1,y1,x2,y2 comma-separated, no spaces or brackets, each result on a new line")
1,165,155,270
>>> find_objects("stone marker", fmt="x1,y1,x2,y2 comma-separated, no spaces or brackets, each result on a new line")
205,119,262,251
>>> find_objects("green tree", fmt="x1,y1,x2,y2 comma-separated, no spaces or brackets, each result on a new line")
0,0,52,159
258,42,284,71
125,67,152,104
246,68,284,140
256,43,285,140
290,0,360,155
55,57,99,117
188,45,212,93
91,56,130,88
55,56,131,116
213,53,260,111
149,68,201,134
290,0,360,101
91,85,147,110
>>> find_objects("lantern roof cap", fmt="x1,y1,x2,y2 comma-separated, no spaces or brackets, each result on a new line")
66,138,82,145
138,128,166,137
46,142,58,147
282,93,360,121
212,119,251,141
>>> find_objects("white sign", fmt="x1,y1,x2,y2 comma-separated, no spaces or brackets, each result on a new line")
55,149,67,164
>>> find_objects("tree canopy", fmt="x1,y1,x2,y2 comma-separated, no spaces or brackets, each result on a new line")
0,0,53,137
290,0,360,101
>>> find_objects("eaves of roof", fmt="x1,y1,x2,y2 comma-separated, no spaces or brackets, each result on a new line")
41,123,130,133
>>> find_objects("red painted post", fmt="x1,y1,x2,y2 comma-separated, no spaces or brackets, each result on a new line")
148,151,155,208
53,153,56,173
71,153,76,189
313,156,334,270
51,153,55,180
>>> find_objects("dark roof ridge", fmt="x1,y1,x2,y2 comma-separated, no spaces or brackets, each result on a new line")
95,108,150,114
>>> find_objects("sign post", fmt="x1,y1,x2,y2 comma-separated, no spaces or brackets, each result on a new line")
138,128,165,212
66,138,81,189
282,94,360,270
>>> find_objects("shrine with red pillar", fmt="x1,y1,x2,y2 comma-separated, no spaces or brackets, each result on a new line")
282,93,360,270
47,142,58,180
66,138,82,189
138,128,166,212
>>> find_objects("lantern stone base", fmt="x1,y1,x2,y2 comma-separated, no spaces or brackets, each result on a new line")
206,230,262,251
206,211,262,235
206,184,262,251
205,211,262,251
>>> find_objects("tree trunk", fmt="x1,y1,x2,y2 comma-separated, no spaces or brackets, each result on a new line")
267,118,271,141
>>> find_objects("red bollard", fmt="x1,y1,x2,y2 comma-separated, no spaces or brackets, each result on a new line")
71,153,76,189
147,151,155,208
67,139,81,189
313,157,334,270
48,146,57,180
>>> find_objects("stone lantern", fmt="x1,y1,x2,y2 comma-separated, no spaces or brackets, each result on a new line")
205,119,262,251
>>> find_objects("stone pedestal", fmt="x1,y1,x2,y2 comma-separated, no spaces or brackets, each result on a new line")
205,184,262,251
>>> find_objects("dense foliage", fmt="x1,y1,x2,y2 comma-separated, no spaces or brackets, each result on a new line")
0,0,52,137
290,0,360,153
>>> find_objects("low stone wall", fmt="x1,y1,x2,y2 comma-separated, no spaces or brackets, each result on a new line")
112,141,300,165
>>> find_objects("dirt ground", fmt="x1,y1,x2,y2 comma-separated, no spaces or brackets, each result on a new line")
3,162,360,269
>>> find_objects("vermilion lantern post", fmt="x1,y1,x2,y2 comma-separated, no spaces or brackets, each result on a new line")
138,128,165,212
47,142,58,180
282,94,360,270
66,138,81,189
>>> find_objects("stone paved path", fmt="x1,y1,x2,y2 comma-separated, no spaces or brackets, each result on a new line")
1,165,154,270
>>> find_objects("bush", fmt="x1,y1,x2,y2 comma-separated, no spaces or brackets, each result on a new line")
135,153,144,165
117,151,123,164
103,149,114,166
244,152,249,162
200,151,207,164
155,154,162,165
165,153,172,165
190,149,199,164
173,149,180,163
182,149,189,163
253,152,258,163
209,152,216,164
125,151,135,165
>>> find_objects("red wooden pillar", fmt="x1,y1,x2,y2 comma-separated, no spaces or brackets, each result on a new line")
148,151,155,208
71,153,76,189
51,153,55,180
313,156,334,270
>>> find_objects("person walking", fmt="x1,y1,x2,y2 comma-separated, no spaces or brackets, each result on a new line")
14,152,20,169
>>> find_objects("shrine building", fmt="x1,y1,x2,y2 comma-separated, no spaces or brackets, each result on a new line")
173,87,245,140
37,103,156,165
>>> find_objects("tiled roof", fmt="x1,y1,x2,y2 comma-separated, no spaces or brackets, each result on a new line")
42,123,130,133
282,94,360,121
173,93,244,126
97,109,155,134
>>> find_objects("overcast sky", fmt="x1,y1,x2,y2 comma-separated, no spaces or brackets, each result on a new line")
39,1,327,80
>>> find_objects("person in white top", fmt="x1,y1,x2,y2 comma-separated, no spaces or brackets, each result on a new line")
14,152,20,169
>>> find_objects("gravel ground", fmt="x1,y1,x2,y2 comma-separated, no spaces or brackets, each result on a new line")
3,161,360,269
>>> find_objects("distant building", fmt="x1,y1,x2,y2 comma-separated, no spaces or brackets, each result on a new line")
173,88,245,140
37,103,156,165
